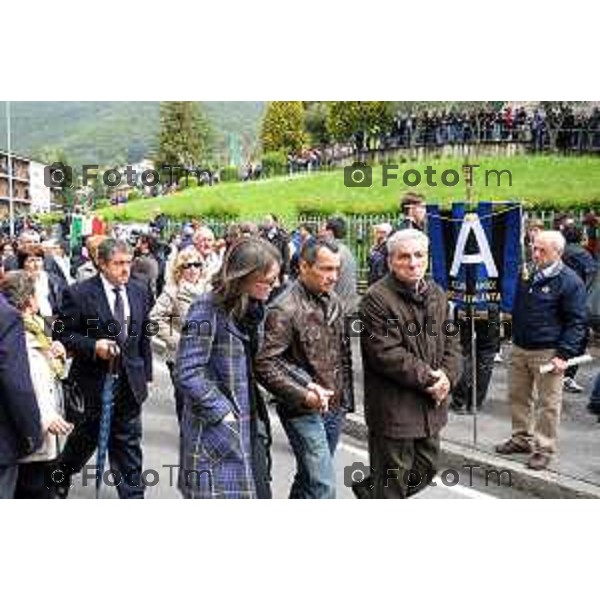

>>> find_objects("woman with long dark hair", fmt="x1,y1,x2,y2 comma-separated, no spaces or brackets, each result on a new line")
175,238,281,499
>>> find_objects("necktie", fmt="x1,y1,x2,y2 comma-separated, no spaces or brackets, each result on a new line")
113,287,127,347
532,270,545,285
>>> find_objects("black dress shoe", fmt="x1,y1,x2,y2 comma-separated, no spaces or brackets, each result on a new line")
449,403,467,415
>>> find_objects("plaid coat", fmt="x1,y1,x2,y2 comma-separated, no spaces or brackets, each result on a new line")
175,293,257,499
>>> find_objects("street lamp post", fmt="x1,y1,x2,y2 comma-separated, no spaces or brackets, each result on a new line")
6,101,15,238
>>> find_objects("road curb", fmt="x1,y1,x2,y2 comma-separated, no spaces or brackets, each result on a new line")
343,413,600,499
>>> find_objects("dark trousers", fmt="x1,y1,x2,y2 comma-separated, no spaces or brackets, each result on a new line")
251,417,272,499
167,361,184,425
57,396,144,499
371,434,440,499
15,462,56,499
0,464,18,499
452,320,498,409
588,371,600,414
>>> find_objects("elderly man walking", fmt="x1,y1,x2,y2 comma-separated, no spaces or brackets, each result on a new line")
496,230,587,470
359,229,462,499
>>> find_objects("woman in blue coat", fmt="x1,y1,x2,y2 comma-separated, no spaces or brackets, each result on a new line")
175,238,281,499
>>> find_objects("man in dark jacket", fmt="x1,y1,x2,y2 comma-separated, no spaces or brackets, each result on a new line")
397,192,427,232
260,214,290,285
367,222,392,286
55,238,153,498
359,229,462,499
496,231,587,470
375,193,429,283
321,216,358,315
0,294,42,498
560,221,597,392
255,238,354,499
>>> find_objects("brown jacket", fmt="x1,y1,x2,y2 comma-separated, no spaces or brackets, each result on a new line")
254,280,354,418
360,274,462,438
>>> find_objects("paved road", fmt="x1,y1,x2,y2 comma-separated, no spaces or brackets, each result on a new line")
66,359,527,499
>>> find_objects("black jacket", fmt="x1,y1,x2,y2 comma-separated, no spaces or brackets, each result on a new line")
58,275,153,410
563,243,598,291
0,296,42,465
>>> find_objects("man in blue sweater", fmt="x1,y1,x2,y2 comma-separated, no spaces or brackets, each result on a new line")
495,230,587,470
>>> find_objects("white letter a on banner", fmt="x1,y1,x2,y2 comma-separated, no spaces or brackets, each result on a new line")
449,214,498,277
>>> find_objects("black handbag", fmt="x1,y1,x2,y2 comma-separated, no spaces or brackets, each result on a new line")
61,377,86,424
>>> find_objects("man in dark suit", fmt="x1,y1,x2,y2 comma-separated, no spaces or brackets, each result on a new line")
0,295,43,498
56,238,153,498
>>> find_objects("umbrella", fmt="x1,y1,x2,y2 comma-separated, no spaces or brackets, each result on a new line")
95,351,120,498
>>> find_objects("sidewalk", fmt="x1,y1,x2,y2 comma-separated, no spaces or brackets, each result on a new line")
344,341,600,498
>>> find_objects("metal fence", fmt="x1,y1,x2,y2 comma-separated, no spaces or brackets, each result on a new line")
163,208,597,288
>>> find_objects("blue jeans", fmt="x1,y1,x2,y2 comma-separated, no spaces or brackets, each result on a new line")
277,407,344,499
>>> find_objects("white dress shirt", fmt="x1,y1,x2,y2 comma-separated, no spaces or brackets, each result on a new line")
35,272,54,317
100,274,131,326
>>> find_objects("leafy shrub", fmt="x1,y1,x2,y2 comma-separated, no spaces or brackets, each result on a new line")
178,175,199,189
262,151,287,177
220,166,239,182
128,189,143,201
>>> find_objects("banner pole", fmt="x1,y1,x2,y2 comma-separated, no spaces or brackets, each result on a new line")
470,305,478,446
462,163,478,446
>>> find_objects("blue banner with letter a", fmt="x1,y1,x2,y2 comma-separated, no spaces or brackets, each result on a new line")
427,201,522,312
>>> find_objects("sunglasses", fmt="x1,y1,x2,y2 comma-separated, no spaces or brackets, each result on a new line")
182,262,203,270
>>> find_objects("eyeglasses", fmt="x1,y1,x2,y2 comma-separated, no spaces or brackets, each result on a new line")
182,262,203,270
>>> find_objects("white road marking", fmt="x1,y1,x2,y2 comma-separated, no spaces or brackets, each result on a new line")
338,441,497,500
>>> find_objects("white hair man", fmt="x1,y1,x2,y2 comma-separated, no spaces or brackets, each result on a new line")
193,226,221,280
357,228,462,498
496,230,587,470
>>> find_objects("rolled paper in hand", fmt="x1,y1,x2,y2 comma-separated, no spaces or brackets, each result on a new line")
539,354,593,374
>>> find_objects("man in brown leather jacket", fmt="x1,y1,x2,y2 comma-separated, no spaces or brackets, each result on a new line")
255,238,354,499
359,228,462,499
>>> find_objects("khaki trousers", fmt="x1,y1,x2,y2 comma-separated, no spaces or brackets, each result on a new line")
508,345,564,454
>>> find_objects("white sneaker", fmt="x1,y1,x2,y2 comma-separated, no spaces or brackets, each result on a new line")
564,377,584,393
494,352,504,363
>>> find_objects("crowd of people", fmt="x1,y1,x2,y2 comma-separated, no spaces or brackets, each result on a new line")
376,105,600,153
1,197,599,499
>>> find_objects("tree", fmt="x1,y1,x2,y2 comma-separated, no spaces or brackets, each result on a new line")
303,101,329,146
156,102,213,171
326,101,394,150
260,101,306,153
36,146,77,209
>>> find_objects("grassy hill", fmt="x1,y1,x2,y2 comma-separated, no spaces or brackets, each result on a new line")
97,155,600,226
0,101,265,166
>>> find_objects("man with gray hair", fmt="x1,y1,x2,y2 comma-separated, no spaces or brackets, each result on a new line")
358,228,462,498
55,238,153,497
193,226,221,281
496,230,587,470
